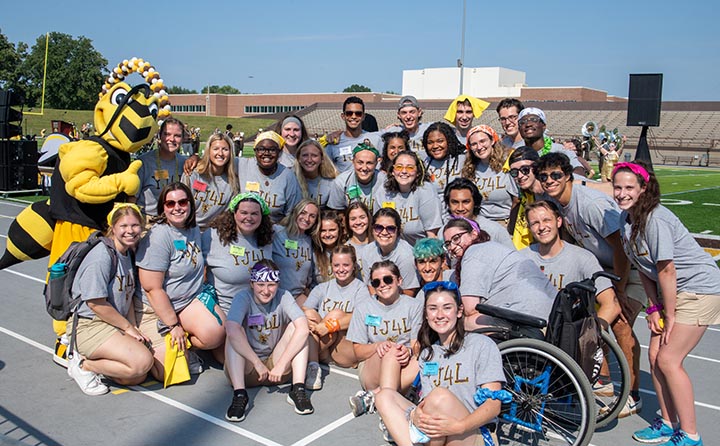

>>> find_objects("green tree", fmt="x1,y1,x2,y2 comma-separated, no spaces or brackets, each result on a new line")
0,29,27,96
167,85,198,94
343,84,372,93
22,32,107,110
203,85,241,94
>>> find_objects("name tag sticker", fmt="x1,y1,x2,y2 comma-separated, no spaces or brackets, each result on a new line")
347,185,361,199
423,362,439,376
247,313,264,326
229,245,245,256
245,181,260,192
154,169,169,180
365,314,382,327
173,239,186,251
284,239,298,250
192,180,207,191
339,145,353,156
382,201,395,209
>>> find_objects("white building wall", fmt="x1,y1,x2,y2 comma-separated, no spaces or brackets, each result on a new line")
402,67,526,99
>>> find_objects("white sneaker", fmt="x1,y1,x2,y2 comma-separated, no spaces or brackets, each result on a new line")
67,354,109,396
305,362,322,390
186,350,204,375
592,380,614,397
618,395,642,418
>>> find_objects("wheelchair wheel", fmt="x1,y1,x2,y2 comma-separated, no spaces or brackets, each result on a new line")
496,338,596,446
594,330,631,428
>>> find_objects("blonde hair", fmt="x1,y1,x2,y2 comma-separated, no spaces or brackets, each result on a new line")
279,199,320,238
293,139,338,200
192,133,239,194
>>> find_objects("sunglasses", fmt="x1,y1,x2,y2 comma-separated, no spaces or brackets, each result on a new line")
518,116,543,125
344,110,363,117
373,224,397,234
393,164,416,173
370,275,395,288
537,171,565,183
164,198,190,208
443,231,467,249
509,166,533,178
422,281,461,301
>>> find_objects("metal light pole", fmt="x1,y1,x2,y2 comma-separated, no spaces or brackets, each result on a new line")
458,0,467,95
206,84,210,117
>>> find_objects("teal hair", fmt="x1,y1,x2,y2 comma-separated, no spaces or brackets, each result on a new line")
413,237,445,259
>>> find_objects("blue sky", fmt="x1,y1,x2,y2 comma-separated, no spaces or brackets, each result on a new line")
3,0,718,101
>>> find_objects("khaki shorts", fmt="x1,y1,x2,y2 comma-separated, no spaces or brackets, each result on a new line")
136,303,165,349
67,316,121,357
226,355,293,385
675,291,720,326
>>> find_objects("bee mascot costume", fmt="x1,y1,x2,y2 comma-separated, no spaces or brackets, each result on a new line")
0,58,170,360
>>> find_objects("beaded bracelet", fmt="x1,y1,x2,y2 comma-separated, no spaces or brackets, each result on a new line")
324,318,341,334
645,303,664,315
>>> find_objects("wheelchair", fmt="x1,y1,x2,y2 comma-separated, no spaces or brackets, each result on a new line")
474,271,630,445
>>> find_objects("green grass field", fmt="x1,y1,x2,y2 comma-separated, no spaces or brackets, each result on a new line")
654,167,720,235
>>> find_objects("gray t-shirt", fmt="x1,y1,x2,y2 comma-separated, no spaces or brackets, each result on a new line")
522,243,613,294
182,171,234,230
373,182,443,247
305,176,335,209
471,163,518,221
346,294,423,347
561,185,622,269
278,150,296,169
327,169,386,213
201,228,272,313
271,225,314,297
136,149,189,216
418,333,505,413
72,243,137,319
304,278,371,318
501,135,524,149
549,143,584,174
420,152,467,202
620,205,720,294
459,241,556,320
381,122,432,153
439,215,514,250
236,158,302,223
136,223,204,311
358,240,421,290
325,131,382,173
227,288,304,360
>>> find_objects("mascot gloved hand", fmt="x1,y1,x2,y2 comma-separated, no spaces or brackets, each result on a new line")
0,58,170,362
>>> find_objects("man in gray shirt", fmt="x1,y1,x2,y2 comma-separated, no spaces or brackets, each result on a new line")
496,98,525,149
324,96,381,173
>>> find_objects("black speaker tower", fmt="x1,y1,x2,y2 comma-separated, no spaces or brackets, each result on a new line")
627,74,663,167
0,89,39,191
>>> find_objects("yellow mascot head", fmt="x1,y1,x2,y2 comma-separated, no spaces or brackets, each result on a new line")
94,57,171,153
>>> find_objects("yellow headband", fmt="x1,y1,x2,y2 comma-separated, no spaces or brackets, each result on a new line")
254,131,285,149
443,95,490,123
101,57,171,120
107,202,142,227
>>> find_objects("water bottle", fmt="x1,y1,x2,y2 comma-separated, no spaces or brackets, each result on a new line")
49,262,67,279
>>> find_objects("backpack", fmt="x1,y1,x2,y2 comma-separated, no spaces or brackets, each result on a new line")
45,231,118,321
544,279,604,383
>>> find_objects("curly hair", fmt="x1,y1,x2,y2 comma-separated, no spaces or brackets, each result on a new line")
421,122,465,187
611,160,660,244
209,199,274,247
462,128,509,176
384,150,431,193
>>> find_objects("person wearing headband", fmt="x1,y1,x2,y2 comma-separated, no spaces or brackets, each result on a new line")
235,130,302,223
181,132,239,231
462,124,518,224
272,114,310,167
346,260,423,420
325,96,382,173
224,259,314,422
66,203,154,396
373,150,443,246
136,118,190,216
202,193,274,315
613,161,719,445
327,142,386,213
536,152,645,417
136,182,225,378
375,281,504,446
443,95,490,145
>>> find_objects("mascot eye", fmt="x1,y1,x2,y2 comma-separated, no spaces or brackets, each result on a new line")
111,87,129,105
148,102,159,119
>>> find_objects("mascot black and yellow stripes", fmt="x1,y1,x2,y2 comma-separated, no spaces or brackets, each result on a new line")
0,57,170,361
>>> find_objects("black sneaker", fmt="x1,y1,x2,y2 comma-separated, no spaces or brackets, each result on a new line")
287,386,314,415
226,393,249,422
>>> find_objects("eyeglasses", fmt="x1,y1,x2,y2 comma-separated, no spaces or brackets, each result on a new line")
344,110,363,117
498,114,518,123
518,116,543,125
443,231,468,249
164,198,190,208
415,257,441,265
509,166,533,178
393,164,416,173
373,224,397,234
254,146,279,153
370,275,395,288
537,171,566,183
